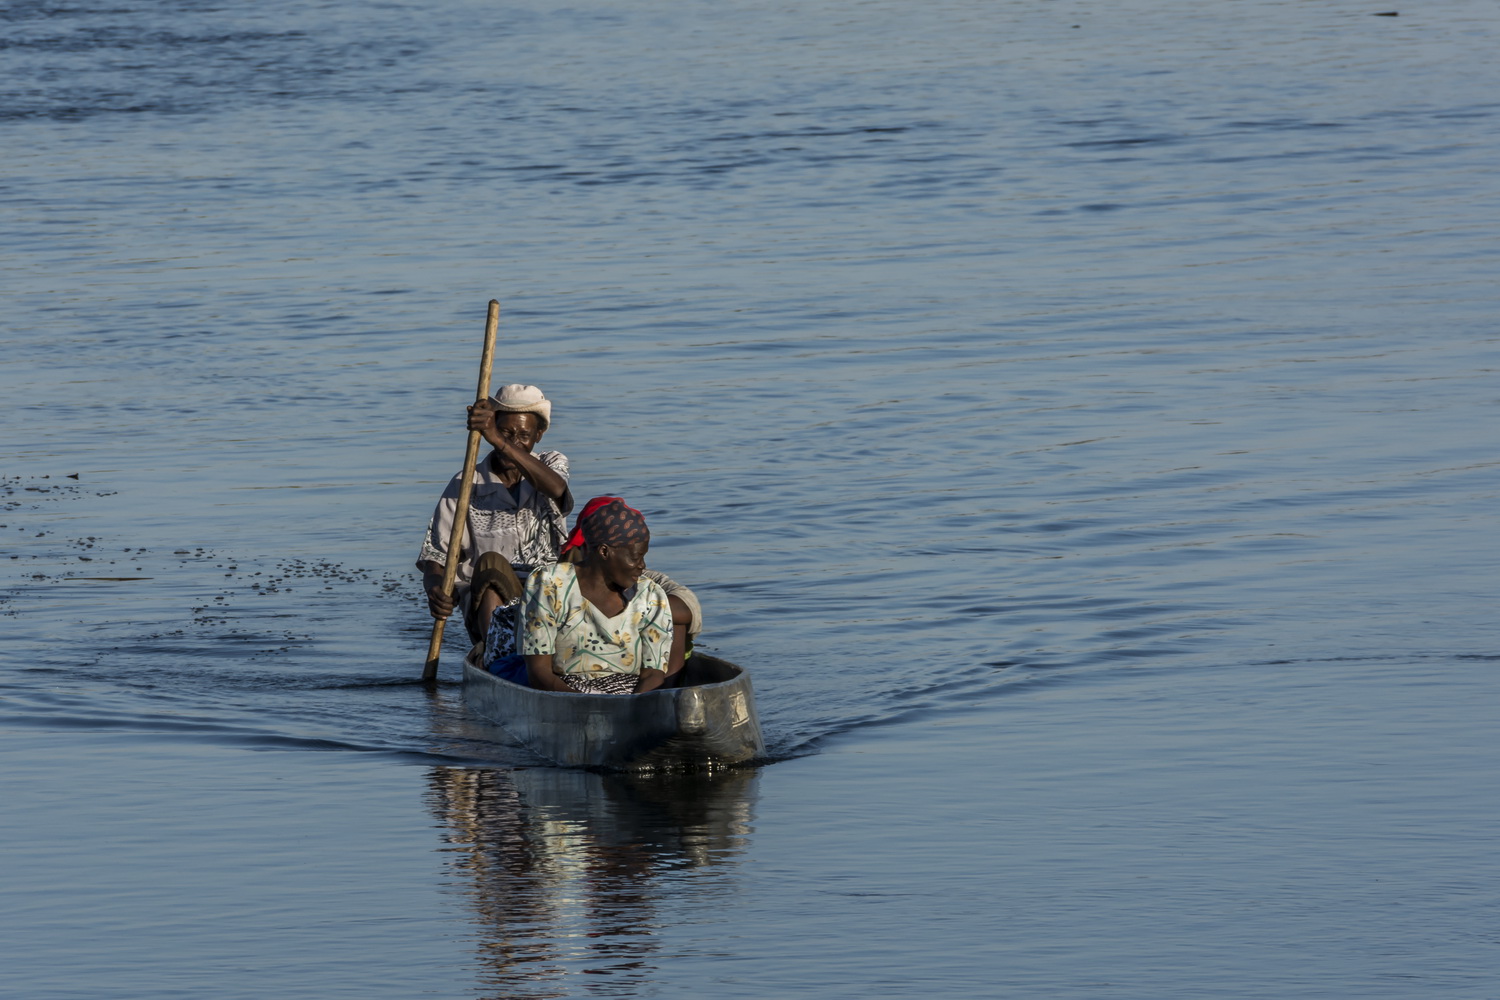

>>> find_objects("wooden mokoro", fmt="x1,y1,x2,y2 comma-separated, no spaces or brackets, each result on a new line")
462,648,766,771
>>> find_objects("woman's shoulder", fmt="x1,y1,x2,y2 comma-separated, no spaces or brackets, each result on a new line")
526,561,575,589
632,573,670,606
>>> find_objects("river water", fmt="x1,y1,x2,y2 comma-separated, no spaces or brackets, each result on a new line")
3,1,1498,996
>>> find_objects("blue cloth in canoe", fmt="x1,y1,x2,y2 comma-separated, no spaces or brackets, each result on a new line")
488,653,529,686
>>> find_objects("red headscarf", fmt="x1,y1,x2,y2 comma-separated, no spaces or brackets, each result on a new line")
559,496,649,558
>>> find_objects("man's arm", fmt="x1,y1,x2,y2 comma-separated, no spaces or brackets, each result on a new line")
468,402,568,500
503,446,568,501
417,487,462,619
419,560,456,620
663,595,691,677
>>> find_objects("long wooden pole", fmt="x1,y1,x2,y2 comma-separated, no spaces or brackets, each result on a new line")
423,299,501,682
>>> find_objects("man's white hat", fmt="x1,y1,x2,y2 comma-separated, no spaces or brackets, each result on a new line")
490,384,552,431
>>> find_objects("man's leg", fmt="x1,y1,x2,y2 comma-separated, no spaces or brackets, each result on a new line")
468,552,524,647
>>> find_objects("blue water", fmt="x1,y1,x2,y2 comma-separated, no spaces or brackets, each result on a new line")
3,1,1498,996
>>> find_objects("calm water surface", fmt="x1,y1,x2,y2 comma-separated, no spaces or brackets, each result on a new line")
3,1,1498,996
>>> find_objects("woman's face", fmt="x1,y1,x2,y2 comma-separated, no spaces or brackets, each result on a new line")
595,540,648,591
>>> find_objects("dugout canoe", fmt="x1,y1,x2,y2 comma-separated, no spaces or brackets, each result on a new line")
462,647,765,771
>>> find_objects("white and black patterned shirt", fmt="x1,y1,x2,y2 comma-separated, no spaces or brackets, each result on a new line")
417,449,573,588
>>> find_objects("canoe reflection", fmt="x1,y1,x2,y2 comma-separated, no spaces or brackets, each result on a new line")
426,766,758,997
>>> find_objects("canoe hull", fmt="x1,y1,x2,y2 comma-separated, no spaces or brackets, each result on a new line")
462,652,765,771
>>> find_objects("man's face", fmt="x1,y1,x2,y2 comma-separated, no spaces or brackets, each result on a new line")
493,413,542,466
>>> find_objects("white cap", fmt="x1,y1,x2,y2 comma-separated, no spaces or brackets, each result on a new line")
490,383,552,431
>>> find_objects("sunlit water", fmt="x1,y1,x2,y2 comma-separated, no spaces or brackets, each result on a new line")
3,1,1498,996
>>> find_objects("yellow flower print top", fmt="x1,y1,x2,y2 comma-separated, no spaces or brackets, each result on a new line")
519,562,673,677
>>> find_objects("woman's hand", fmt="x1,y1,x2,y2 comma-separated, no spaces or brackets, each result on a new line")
633,668,667,693
525,654,573,692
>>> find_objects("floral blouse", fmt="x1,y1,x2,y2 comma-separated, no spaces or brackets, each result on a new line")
519,562,673,678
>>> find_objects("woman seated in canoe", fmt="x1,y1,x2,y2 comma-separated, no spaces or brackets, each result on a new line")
488,497,680,695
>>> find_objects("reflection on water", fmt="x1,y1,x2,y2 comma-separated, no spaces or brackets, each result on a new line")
426,766,758,997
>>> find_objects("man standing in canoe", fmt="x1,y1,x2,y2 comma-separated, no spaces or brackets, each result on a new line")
418,383,573,646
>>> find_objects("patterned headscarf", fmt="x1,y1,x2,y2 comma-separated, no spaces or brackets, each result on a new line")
560,496,649,556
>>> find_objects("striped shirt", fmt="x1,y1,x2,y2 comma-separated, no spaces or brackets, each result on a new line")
417,449,573,589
